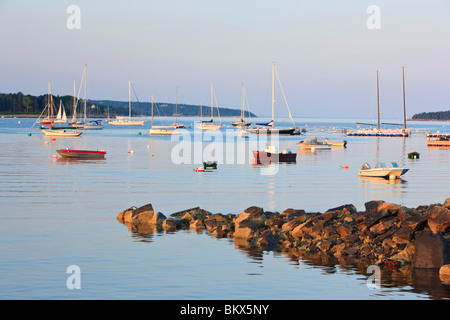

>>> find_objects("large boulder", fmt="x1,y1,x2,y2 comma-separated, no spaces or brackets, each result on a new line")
234,206,266,227
233,219,260,240
413,231,449,269
427,205,450,234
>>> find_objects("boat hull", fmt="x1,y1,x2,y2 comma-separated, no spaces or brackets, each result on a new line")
358,168,409,178
252,151,297,164
298,143,331,150
248,127,299,135
150,128,181,135
56,149,106,159
41,129,82,137
196,124,222,130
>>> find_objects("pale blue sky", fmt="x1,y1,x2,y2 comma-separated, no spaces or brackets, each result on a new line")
1,0,449,118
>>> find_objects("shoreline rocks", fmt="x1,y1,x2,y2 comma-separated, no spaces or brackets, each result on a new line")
117,198,450,270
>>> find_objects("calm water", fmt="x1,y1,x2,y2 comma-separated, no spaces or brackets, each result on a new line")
0,116,449,300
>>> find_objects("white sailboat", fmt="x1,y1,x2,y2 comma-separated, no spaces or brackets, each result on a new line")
196,82,222,130
171,87,184,129
32,81,82,137
149,94,181,135
108,80,146,126
70,65,103,130
232,83,252,129
54,100,67,124
248,62,299,135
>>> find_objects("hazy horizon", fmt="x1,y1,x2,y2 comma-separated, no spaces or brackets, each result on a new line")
1,1,449,120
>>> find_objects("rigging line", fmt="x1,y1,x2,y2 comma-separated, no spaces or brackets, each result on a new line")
274,66,296,127
212,85,221,123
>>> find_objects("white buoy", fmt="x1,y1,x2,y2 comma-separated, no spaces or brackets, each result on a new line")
389,174,397,180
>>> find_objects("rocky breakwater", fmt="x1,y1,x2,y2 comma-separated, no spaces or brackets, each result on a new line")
117,199,450,276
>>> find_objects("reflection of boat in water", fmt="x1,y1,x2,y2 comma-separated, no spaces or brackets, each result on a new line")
56,149,106,159
252,145,297,164
427,136,450,147
297,137,331,150
358,162,408,179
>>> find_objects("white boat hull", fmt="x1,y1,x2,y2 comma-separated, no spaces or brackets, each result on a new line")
41,129,82,137
109,120,146,126
150,128,181,135
358,168,408,178
196,124,222,130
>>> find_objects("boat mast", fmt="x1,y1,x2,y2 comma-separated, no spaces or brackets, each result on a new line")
151,94,154,127
241,83,245,120
175,87,178,124
377,70,380,130
210,81,213,121
84,64,87,123
402,66,406,131
128,80,131,120
73,78,76,122
272,62,275,128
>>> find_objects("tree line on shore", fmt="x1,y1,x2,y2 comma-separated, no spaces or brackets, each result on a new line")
0,92,257,118
411,110,450,121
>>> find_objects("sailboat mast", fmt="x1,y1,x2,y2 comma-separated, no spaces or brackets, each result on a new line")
128,80,131,120
271,62,275,128
175,87,178,123
241,83,244,119
210,81,213,120
402,66,406,130
151,94,154,127
73,78,76,122
84,64,87,123
377,70,380,130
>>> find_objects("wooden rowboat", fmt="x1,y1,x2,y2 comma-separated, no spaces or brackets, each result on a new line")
56,149,106,159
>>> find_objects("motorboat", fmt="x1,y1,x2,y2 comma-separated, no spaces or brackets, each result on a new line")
319,138,347,148
56,149,106,159
358,162,408,179
297,137,331,150
252,145,297,164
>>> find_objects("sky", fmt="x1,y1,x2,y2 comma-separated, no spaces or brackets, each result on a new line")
0,0,449,119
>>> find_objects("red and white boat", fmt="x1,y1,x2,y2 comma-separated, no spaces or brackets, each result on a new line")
56,149,106,159
252,145,297,164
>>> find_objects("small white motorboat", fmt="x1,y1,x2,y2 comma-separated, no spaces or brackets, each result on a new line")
358,162,409,179
297,137,331,150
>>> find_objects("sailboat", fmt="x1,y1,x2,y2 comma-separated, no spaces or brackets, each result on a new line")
248,62,299,135
108,80,146,126
149,94,181,135
348,68,410,137
196,82,222,130
32,81,82,137
232,83,252,129
53,100,67,124
69,65,103,130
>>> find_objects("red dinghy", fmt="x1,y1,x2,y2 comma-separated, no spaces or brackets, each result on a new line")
252,145,297,164
56,149,106,159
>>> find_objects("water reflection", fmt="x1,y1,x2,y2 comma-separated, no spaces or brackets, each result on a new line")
126,223,450,299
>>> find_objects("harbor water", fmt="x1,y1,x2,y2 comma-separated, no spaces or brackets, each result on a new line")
0,117,449,300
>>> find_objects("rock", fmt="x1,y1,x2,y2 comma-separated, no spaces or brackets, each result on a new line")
337,224,353,238
233,219,260,240
413,231,449,269
132,210,166,226
390,243,415,265
162,219,178,231
427,205,450,234
392,228,415,244
400,214,428,231
235,206,266,227
281,208,305,220
443,198,450,209
190,219,205,230
257,230,278,248
439,264,450,284
117,206,137,223
291,219,314,239
370,219,395,235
